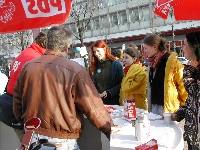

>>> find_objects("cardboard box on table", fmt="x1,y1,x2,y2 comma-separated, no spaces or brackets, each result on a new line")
124,98,136,122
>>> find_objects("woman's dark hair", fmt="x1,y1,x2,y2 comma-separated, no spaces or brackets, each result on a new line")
123,47,138,59
34,31,47,49
186,31,200,60
111,49,122,59
143,34,168,52
89,40,115,74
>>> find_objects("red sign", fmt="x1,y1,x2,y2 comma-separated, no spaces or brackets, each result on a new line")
0,0,72,33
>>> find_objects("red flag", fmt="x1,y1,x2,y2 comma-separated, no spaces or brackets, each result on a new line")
173,0,200,21
153,0,183,19
0,0,72,33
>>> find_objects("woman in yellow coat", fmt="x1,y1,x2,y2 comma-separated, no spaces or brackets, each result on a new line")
143,34,188,115
120,47,148,110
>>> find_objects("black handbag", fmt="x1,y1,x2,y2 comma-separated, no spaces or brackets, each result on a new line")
0,93,23,129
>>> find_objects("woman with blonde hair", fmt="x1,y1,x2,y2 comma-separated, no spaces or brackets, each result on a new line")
89,40,124,105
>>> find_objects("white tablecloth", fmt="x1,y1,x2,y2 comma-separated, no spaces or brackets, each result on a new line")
110,115,184,150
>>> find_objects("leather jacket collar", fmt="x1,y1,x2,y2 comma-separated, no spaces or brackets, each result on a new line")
44,50,64,57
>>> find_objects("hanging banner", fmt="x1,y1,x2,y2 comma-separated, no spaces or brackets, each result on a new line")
154,0,200,20
0,0,72,33
173,0,200,21
153,0,183,19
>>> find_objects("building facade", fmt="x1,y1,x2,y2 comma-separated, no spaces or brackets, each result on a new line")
65,0,200,58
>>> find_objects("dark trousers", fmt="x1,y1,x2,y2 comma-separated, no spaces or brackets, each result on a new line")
187,141,200,150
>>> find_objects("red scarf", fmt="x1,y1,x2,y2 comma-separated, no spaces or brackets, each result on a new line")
148,50,168,68
124,64,132,75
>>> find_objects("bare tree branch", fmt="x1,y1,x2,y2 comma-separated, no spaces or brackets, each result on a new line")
0,30,33,57
67,0,103,46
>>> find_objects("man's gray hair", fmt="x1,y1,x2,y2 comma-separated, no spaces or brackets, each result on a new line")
47,25,73,52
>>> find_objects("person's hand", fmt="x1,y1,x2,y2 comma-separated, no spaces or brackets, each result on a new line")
188,59,198,68
100,91,107,98
171,113,179,121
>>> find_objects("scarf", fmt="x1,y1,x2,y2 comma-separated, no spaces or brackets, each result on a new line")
124,65,132,75
135,61,142,66
148,50,168,68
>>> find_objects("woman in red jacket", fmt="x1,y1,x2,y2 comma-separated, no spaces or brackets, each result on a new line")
0,32,47,142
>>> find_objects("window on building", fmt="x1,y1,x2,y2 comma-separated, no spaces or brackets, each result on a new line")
102,0,107,7
97,0,107,8
85,20,91,31
110,13,118,26
93,17,100,29
70,24,77,33
75,3,83,14
119,11,127,24
140,6,149,21
75,0,84,2
130,8,139,22
108,0,117,6
101,15,108,28
118,0,126,3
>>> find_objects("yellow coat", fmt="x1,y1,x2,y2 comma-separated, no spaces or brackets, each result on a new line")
163,52,188,112
147,52,188,113
120,64,148,110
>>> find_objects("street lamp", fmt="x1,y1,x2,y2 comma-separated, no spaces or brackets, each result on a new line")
169,9,176,52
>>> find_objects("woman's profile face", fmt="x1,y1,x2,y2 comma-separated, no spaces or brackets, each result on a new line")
123,53,136,67
93,47,106,60
143,43,158,58
182,38,194,60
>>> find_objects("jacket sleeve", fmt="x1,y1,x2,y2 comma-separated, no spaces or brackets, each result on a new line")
175,103,187,121
122,65,147,93
13,67,25,123
173,61,188,106
108,61,124,97
73,70,113,137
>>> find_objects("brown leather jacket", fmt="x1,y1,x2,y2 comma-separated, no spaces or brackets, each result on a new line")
13,51,112,139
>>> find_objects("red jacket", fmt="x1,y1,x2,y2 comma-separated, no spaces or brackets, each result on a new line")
7,43,46,95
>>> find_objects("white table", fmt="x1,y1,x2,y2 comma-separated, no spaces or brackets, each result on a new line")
110,118,184,150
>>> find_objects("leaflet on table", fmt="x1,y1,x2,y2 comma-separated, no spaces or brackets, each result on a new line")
104,105,162,121
135,139,158,150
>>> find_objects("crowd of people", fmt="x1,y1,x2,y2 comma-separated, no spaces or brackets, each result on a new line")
0,25,199,150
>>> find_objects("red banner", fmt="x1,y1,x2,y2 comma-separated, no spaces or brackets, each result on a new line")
153,0,183,19
173,0,200,21
0,0,72,33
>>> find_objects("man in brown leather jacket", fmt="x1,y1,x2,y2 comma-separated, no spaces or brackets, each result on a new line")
13,25,113,149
